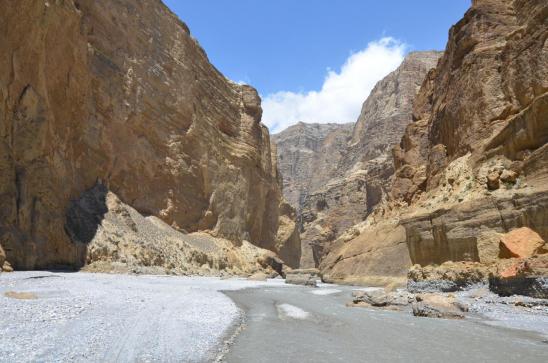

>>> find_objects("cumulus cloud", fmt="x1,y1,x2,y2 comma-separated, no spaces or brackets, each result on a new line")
262,37,406,133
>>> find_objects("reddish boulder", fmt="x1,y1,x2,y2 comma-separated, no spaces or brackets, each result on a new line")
499,227,547,259
489,255,548,298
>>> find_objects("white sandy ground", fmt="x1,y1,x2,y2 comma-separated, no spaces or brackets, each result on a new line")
0,272,287,363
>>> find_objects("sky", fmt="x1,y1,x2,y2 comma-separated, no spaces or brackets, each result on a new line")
163,1,471,132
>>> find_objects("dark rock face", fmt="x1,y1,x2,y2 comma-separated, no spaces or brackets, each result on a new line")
0,0,298,269
489,277,548,299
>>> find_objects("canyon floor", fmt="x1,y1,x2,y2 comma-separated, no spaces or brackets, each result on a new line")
1,273,547,363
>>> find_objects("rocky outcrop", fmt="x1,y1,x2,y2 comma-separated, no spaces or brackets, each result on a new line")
275,52,441,268
321,0,548,286
68,184,285,276
392,0,548,202
343,51,443,171
273,122,354,210
275,202,301,268
489,254,548,299
302,52,441,267
0,0,299,270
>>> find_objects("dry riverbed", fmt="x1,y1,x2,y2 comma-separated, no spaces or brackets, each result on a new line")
1,272,547,363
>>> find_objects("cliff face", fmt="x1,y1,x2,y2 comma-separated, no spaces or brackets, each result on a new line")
274,52,441,267
273,122,354,211
0,0,299,270
342,51,443,172
321,0,548,285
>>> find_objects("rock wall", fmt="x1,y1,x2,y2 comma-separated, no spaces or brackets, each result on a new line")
321,0,548,286
273,122,354,211
274,52,441,268
0,0,299,270
342,51,443,172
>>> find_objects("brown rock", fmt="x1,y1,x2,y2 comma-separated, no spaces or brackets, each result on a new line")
477,230,503,264
412,294,465,319
320,221,410,286
352,289,413,308
248,272,268,281
489,255,548,298
285,273,317,287
2,261,14,273
67,184,289,277
273,123,354,211
0,244,5,268
0,0,298,269
500,169,518,184
393,0,548,202
274,52,441,268
486,172,501,190
274,202,301,269
499,227,547,259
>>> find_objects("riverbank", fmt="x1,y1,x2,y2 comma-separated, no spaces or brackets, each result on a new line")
1,272,547,362
0,272,281,362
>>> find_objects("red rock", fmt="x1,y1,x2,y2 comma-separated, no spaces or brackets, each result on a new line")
499,227,547,259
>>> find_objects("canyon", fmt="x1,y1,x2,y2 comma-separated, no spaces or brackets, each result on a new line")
275,51,442,268
275,0,548,292
0,0,547,361
0,0,300,274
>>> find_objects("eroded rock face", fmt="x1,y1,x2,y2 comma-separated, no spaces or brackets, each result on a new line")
344,51,443,171
275,52,441,268
66,184,286,276
273,122,354,211
489,255,548,299
0,0,298,269
392,0,548,202
321,0,548,286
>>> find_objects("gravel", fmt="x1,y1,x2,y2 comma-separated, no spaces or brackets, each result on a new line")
0,272,283,363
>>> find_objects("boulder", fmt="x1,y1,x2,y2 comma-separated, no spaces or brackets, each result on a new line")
285,273,317,287
499,227,547,259
486,172,500,190
2,261,13,273
477,230,503,264
287,268,321,278
489,255,548,298
352,290,391,307
499,169,518,184
407,262,490,292
412,294,466,319
257,253,285,277
352,289,414,307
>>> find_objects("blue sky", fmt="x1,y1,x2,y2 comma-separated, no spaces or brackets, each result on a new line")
164,0,470,132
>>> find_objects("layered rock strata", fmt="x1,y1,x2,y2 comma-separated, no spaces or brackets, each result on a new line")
273,122,354,211
321,0,548,287
0,0,299,271
275,52,441,268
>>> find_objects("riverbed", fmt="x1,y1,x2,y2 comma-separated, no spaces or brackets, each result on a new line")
0,272,546,362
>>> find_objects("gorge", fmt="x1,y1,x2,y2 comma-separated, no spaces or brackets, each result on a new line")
0,0,547,362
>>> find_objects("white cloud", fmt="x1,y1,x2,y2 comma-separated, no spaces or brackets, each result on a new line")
262,37,406,133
